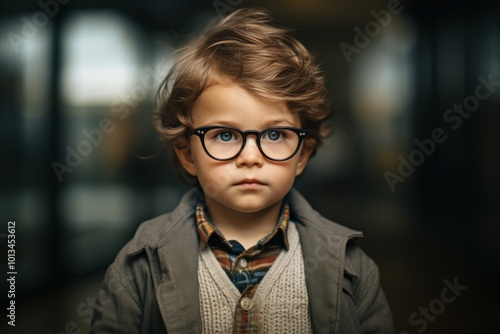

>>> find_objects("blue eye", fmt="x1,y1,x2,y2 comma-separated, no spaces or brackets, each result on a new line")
265,130,284,141
216,131,235,142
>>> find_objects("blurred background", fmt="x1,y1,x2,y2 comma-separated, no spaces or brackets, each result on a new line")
1,0,499,332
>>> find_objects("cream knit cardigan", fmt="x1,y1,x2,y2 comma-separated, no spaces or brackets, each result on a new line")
198,221,312,334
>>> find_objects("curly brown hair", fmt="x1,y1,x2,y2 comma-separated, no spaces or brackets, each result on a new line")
155,8,332,182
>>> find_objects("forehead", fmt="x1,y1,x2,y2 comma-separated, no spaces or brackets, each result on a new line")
191,83,301,129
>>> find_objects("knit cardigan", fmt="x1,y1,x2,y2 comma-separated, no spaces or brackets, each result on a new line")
198,221,312,333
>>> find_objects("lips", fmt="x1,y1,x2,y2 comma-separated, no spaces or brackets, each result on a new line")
234,178,266,186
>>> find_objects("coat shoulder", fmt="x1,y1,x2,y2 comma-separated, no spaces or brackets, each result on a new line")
123,188,200,256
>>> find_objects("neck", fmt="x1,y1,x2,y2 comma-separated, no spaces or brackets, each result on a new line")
205,199,283,249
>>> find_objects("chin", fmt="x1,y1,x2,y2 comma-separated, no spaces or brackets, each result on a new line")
225,202,266,213
225,197,282,213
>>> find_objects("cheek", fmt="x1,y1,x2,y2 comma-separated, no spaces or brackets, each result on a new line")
269,160,300,184
195,160,235,194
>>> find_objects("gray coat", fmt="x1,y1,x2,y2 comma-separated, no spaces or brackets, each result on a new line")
91,188,394,333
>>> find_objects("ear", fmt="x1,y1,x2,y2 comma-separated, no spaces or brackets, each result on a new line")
295,138,316,176
175,144,197,177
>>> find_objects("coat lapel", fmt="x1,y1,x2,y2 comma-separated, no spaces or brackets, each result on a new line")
155,190,203,333
289,189,361,334
296,222,347,334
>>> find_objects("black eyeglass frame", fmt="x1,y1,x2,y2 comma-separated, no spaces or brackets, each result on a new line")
186,126,309,161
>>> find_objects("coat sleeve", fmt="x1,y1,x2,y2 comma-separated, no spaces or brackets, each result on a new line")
347,243,394,334
90,258,144,333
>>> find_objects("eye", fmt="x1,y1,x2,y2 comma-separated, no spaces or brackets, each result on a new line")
264,129,284,141
216,131,236,142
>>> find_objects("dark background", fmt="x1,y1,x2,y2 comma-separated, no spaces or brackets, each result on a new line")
1,0,499,333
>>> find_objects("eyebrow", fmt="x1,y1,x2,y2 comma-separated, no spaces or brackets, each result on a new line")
203,119,298,128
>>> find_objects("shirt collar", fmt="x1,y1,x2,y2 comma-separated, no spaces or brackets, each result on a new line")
195,201,290,250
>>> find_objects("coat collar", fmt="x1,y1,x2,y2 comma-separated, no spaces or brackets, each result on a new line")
126,187,362,333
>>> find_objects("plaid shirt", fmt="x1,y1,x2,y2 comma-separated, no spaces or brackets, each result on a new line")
196,201,290,333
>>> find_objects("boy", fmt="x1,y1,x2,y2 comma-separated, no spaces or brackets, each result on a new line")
91,8,393,334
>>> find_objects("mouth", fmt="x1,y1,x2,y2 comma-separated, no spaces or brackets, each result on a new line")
234,178,266,187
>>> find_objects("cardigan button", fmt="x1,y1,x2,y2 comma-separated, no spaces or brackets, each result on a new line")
240,297,253,311
239,258,248,269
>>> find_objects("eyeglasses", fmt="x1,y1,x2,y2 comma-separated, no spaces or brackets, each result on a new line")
186,126,309,161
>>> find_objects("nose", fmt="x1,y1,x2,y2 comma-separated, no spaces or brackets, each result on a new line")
235,136,264,167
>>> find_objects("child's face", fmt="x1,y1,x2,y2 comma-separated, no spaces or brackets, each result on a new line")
176,82,314,214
